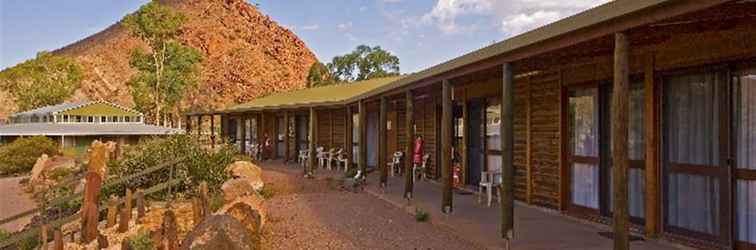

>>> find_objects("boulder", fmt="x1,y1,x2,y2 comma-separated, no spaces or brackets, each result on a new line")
217,196,265,235
179,215,256,250
221,179,257,203
224,161,263,191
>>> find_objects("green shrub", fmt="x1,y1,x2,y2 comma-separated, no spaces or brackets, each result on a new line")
46,167,73,181
209,193,225,213
127,230,156,250
106,135,240,201
259,186,275,199
0,136,58,176
17,235,39,250
415,208,429,222
0,229,10,242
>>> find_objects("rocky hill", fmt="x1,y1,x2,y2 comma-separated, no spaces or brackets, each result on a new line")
0,0,317,119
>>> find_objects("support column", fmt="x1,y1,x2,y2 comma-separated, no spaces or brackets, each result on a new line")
197,115,202,138
612,32,630,250
210,114,216,148
644,54,659,238
501,63,515,242
441,80,453,213
220,114,228,143
284,112,290,163
240,115,247,155
345,106,354,170
307,108,317,176
185,115,192,134
359,101,368,173
404,91,415,199
379,97,388,187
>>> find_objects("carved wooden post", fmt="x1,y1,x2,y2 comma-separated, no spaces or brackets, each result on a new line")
40,224,48,249
441,80,453,213
81,141,107,243
501,63,515,243
199,182,210,217
125,189,133,223
107,196,119,228
54,229,64,250
136,189,145,222
612,32,630,250
192,197,202,226
379,97,388,187
118,207,129,233
404,91,415,199
162,210,178,250
358,100,368,173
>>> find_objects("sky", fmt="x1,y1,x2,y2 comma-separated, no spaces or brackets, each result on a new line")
1,0,611,73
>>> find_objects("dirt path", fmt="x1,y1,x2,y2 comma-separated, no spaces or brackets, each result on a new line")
259,168,481,249
0,176,36,232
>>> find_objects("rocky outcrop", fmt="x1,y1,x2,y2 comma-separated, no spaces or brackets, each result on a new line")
179,214,256,250
0,0,317,119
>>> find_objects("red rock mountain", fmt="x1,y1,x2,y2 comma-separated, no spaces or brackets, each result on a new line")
0,0,317,119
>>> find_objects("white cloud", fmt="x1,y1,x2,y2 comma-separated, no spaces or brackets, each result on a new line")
344,33,358,42
421,0,612,36
359,6,368,12
300,24,320,31
337,22,353,31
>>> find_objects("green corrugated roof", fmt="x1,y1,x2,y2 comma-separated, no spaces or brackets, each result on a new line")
225,76,403,112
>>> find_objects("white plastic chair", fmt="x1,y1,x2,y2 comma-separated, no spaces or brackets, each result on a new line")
336,152,349,172
298,149,309,167
327,148,342,170
478,171,502,207
316,147,327,168
387,151,403,177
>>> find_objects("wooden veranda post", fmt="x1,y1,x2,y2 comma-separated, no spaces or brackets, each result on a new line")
220,114,228,142
284,112,290,163
612,32,630,250
441,80,453,213
210,114,216,148
359,100,368,173
501,63,515,243
307,108,317,176
185,115,191,133
379,96,388,187
404,91,415,199
240,116,248,155
197,115,202,138
345,106,354,170
643,54,659,237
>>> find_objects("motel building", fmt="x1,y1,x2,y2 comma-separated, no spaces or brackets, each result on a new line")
187,1,756,249
0,101,182,154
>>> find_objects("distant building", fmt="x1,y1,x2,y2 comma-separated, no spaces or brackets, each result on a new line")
0,101,183,154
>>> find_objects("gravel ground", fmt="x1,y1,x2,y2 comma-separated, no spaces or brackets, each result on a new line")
0,176,36,232
259,168,480,250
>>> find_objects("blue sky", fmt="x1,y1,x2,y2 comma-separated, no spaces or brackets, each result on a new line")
1,0,609,73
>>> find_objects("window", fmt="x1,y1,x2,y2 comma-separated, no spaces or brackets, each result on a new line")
486,98,502,175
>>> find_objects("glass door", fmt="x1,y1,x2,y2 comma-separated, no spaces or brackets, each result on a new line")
601,84,646,222
569,88,600,211
663,70,729,241
734,70,756,249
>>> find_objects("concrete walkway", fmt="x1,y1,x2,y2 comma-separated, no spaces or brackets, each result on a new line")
0,176,36,232
363,173,686,250
259,161,685,250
